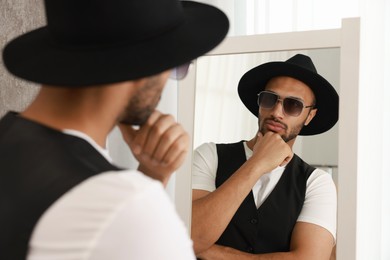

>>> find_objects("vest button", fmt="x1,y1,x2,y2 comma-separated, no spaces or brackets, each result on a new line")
250,218,258,224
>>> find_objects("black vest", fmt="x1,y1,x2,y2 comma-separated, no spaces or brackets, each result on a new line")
0,112,121,260
215,141,315,253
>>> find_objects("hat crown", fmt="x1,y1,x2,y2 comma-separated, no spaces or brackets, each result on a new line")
3,0,229,87
286,54,317,73
45,0,184,46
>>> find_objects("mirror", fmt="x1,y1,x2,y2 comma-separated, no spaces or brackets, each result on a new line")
176,17,360,259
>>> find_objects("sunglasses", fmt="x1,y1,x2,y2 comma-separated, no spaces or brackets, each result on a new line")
169,62,192,80
257,91,315,117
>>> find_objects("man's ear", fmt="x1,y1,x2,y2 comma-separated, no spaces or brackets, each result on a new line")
304,108,317,126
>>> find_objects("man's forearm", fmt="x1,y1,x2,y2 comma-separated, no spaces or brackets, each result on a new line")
197,244,246,260
197,245,293,260
198,244,326,260
197,222,335,260
192,159,269,253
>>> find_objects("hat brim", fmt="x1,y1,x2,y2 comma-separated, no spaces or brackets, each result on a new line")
3,1,229,86
238,61,339,136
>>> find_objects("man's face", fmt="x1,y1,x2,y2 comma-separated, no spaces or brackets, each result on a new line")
119,70,170,125
258,76,317,143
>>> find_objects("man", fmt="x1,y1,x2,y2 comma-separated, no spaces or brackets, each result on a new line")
0,0,229,259
191,54,338,259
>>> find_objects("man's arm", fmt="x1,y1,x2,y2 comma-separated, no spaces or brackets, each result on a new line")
197,222,334,260
192,132,293,253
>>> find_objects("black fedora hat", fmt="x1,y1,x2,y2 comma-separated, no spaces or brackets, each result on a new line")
238,54,339,136
2,0,229,87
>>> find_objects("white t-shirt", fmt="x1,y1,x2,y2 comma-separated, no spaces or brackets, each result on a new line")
192,142,337,240
27,130,196,260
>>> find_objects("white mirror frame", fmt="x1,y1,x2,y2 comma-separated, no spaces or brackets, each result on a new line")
176,17,360,260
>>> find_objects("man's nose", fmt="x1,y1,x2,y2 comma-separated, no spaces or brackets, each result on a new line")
271,99,284,117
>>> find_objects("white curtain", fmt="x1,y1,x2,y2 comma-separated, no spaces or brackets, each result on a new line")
383,6,390,255
196,0,358,36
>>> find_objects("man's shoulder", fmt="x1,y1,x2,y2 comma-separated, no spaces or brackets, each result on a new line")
31,170,166,236
73,170,164,199
28,171,185,259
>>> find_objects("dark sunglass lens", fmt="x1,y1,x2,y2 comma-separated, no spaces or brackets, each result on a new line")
284,98,303,116
258,92,278,108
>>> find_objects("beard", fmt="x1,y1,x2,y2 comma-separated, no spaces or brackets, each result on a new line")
259,116,305,143
118,76,163,126
120,98,156,126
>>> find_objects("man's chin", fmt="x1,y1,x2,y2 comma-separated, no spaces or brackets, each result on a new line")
261,129,292,142
261,128,283,136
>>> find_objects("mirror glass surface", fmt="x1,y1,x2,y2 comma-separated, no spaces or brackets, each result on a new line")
193,48,340,180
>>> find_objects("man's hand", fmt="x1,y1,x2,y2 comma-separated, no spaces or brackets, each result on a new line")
118,110,189,186
251,131,293,172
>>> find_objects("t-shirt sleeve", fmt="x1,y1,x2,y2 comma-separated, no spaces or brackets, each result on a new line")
191,142,218,192
297,169,337,241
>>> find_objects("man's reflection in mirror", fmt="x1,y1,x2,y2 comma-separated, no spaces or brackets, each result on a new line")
191,54,338,260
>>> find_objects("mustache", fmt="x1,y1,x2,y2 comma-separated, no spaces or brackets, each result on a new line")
264,117,288,129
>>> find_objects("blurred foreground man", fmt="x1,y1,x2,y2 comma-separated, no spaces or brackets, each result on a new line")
0,0,229,259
